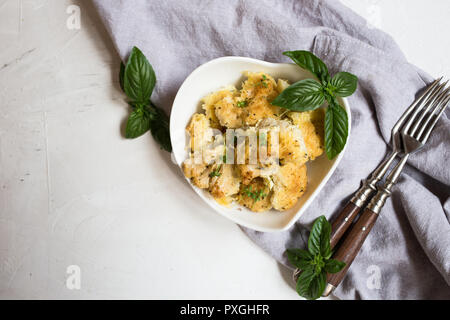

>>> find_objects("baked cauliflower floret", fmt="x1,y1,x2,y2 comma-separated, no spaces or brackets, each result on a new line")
279,120,309,164
186,113,213,151
214,94,244,129
235,126,279,184
238,178,272,212
241,72,278,100
186,113,225,164
240,72,282,126
191,167,213,189
271,162,307,211
238,162,279,185
288,109,325,160
182,159,212,189
202,86,237,129
182,158,206,180
245,96,283,126
209,164,241,199
258,118,308,165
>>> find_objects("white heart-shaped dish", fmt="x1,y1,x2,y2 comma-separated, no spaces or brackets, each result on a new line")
170,57,351,232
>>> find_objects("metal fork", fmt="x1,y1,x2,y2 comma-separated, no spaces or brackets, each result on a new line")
325,78,445,251
293,78,446,284
322,78,450,296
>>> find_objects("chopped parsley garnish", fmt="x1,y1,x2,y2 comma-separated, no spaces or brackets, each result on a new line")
260,75,268,87
236,100,248,108
243,186,267,202
209,165,222,178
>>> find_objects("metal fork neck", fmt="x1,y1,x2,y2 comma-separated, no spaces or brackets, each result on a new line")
367,154,410,214
351,151,398,207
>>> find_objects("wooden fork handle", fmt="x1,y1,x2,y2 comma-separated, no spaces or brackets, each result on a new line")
330,201,361,248
326,207,379,290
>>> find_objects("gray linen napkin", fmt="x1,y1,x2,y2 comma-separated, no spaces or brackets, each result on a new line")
91,0,450,299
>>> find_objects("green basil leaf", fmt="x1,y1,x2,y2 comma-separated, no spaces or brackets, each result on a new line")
296,268,327,300
320,221,332,258
286,249,313,270
308,216,331,256
271,79,325,111
123,46,156,103
283,51,329,82
323,249,333,260
125,106,151,139
308,271,327,300
325,99,349,159
324,259,346,274
119,61,125,92
296,266,316,298
330,72,357,97
149,102,172,152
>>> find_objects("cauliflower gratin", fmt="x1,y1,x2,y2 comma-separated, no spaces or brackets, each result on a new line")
182,72,325,212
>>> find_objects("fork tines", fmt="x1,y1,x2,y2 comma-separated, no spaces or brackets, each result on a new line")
402,78,450,145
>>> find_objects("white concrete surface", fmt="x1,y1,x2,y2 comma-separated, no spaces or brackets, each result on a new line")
0,0,448,299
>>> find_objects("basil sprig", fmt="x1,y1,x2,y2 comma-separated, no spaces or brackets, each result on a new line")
286,216,345,300
119,46,172,152
272,51,357,159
